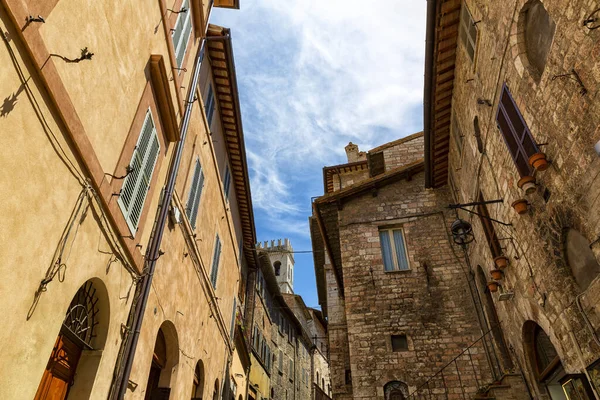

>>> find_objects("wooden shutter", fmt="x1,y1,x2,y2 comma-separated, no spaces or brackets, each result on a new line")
477,193,502,258
496,84,539,177
186,159,205,229
173,0,192,68
229,297,237,339
459,4,477,61
223,165,231,201
118,110,160,233
205,85,215,127
368,151,385,177
210,235,222,288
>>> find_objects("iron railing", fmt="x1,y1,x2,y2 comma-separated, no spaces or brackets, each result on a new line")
407,326,508,400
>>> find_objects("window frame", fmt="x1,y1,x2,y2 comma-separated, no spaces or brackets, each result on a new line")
223,164,232,202
117,108,161,234
185,157,205,229
172,0,193,69
379,228,411,272
459,2,478,62
210,234,222,288
205,83,216,129
495,83,539,177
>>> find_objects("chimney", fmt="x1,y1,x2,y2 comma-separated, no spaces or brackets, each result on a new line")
345,142,366,163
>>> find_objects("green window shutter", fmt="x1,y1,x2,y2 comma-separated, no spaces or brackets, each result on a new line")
223,165,231,201
118,110,160,234
210,235,222,288
186,158,205,229
205,84,215,128
229,297,237,340
173,0,192,68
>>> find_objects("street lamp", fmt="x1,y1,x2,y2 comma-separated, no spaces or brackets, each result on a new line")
451,219,474,245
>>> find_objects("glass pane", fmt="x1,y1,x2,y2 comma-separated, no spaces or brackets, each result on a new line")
522,130,538,157
393,230,410,270
497,109,519,158
379,231,395,271
515,152,531,177
501,91,525,135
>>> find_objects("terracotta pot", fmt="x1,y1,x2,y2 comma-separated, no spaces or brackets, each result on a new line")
517,175,536,195
487,281,499,293
511,199,528,215
490,269,504,280
494,255,509,270
529,152,549,172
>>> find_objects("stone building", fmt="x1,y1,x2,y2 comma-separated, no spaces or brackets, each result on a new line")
311,0,600,399
425,0,600,398
0,0,259,399
311,134,492,399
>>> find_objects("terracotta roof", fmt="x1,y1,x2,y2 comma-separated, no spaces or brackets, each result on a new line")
313,160,425,296
424,0,460,188
206,25,257,269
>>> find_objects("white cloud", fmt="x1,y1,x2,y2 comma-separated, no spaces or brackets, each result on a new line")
212,0,426,229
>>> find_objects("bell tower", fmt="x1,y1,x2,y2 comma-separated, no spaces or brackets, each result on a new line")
257,238,295,294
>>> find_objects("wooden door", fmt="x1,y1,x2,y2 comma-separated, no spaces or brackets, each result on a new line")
35,333,82,400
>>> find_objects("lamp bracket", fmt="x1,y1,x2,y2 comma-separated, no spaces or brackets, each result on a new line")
448,199,513,227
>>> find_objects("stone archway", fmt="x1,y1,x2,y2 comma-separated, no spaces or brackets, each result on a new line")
145,320,180,399
384,381,408,400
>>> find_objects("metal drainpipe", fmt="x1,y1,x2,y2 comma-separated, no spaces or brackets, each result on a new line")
113,39,206,398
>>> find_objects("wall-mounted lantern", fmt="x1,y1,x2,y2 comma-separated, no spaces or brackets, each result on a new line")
451,219,474,245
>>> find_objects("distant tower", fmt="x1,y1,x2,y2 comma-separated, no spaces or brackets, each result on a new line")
257,238,295,294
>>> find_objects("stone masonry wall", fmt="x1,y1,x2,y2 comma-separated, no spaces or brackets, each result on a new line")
448,0,600,397
337,172,487,399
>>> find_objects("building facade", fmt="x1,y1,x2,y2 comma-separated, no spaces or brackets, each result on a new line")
426,0,600,398
0,0,257,399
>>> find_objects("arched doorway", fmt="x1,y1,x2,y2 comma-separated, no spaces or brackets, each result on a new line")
384,381,408,400
191,360,204,399
523,321,594,399
35,279,109,399
145,321,179,399
212,379,219,400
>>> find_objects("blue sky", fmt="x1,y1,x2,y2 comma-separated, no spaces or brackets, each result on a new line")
212,1,427,309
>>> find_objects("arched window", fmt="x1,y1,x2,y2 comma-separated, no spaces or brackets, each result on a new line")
274,261,281,276
565,229,600,290
317,371,320,384
517,0,556,80
384,381,408,400
322,378,325,389
191,360,204,399
35,279,109,400
145,321,179,399
523,321,561,381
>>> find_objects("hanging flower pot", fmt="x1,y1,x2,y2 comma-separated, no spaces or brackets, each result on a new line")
487,281,499,292
511,199,529,215
493,255,509,270
490,269,504,280
529,152,549,171
517,176,536,195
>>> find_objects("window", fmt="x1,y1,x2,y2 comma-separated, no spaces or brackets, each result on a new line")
384,381,408,400
185,158,205,229
118,109,160,233
229,297,237,340
345,369,352,385
451,111,463,156
459,3,477,61
205,84,216,128
274,261,281,276
172,0,192,68
496,84,539,177
476,192,502,258
288,359,294,380
278,349,283,372
519,0,556,79
379,228,410,271
210,235,222,288
391,334,408,352
223,165,231,202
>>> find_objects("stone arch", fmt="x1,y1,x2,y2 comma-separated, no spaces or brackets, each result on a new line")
522,320,564,393
35,278,110,399
274,261,281,276
191,360,204,399
515,0,556,81
384,381,409,400
145,320,180,398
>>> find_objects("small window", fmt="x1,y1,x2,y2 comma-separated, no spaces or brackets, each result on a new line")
210,234,222,288
274,261,281,276
118,109,160,234
205,84,216,128
278,349,283,372
391,334,408,352
185,158,205,229
451,111,464,156
345,369,352,385
379,228,410,271
172,0,192,68
496,84,539,177
223,165,232,202
459,3,477,61
288,358,294,380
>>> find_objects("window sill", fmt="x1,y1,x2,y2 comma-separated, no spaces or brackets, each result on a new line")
384,269,412,274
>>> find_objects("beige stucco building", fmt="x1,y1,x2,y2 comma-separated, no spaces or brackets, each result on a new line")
0,0,260,399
